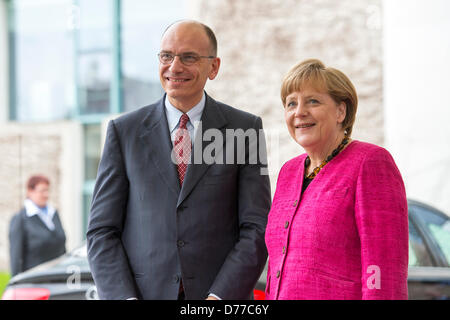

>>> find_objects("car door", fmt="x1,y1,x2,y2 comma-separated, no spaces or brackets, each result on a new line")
407,201,450,300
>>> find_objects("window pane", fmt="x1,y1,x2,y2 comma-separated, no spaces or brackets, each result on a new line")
82,192,93,240
78,0,113,51
78,53,111,114
12,0,75,121
408,242,418,266
412,205,450,265
409,219,433,267
122,0,186,112
84,124,101,181
76,0,113,115
428,223,450,264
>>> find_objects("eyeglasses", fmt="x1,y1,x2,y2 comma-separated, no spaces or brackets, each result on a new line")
158,52,215,66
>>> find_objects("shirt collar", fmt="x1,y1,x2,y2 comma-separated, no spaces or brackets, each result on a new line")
165,92,206,133
24,198,55,218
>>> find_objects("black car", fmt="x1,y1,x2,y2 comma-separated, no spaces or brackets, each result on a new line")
1,246,96,300
3,199,450,300
404,200,450,299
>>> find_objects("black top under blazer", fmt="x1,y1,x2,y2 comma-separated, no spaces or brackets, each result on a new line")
9,208,66,276
87,93,272,300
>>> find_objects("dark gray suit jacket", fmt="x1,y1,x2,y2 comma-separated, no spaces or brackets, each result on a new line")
9,208,66,276
86,93,271,300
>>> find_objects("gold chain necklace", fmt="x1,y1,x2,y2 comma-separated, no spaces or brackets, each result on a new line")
304,137,350,180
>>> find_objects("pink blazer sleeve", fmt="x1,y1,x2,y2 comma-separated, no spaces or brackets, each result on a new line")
355,147,409,299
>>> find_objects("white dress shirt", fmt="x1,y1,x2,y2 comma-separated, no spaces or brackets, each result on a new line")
164,92,205,146
24,198,56,230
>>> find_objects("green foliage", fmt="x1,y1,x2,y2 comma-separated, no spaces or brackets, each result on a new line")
0,272,11,297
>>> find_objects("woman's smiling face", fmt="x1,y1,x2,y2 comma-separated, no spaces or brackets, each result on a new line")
284,86,346,152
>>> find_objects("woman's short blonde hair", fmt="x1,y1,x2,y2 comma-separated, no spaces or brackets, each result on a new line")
281,59,358,136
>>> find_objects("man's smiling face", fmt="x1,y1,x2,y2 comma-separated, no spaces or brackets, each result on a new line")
159,21,220,112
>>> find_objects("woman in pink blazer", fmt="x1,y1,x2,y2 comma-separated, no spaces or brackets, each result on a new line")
265,59,409,300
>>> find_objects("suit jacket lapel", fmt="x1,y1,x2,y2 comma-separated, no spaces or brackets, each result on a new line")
177,94,228,207
138,96,180,197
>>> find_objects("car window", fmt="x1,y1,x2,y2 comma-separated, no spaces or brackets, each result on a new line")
408,241,418,266
427,221,450,264
409,219,433,266
412,205,450,265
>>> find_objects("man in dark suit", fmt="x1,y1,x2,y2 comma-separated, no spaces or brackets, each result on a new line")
86,20,271,300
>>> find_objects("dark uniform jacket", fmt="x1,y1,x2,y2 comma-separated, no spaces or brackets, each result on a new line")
9,207,66,276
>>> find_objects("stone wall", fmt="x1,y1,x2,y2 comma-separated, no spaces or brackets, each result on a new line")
193,0,383,185
0,122,83,272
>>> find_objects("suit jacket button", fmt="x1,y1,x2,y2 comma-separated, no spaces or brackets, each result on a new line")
173,275,180,283
284,221,289,229
177,240,185,247
276,270,281,278
292,200,297,207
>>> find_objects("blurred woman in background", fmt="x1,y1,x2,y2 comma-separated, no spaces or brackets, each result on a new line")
9,175,66,276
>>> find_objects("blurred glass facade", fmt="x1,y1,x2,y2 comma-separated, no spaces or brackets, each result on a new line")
10,0,75,121
8,0,186,237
